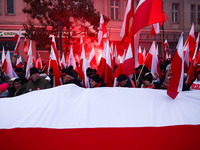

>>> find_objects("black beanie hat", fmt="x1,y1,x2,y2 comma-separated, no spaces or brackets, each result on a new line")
117,74,127,82
90,74,101,83
30,67,39,76
86,67,94,76
143,72,153,83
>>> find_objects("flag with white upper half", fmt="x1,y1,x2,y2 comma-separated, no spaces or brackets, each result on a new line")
123,44,135,76
68,46,76,70
24,37,28,54
120,0,134,40
183,42,190,72
36,57,43,70
150,23,160,37
185,23,195,63
2,50,18,78
1,46,6,65
50,44,62,87
60,52,66,70
25,40,33,79
16,56,22,68
186,33,200,86
98,13,107,47
51,35,59,62
13,29,21,53
144,41,156,70
134,30,141,68
138,45,144,65
88,45,97,69
0,84,200,150
104,40,113,87
167,33,184,99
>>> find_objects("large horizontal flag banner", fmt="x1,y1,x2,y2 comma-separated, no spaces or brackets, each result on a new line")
0,85,200,150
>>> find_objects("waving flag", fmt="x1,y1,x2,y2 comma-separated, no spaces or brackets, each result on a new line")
1,46,6,65
68,46,76,70
98,13,107,47
13,29,21,53
25,40,33,79
60,52,66,70
36,57,43,70
138,45,144,65
16,56,22,68
145,41,156,70
150,23,160,37
167,33,184,99
0,84,200,150
88,45,97,69
24,37,28,54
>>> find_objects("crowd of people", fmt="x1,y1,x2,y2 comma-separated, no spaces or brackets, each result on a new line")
0,58,199,98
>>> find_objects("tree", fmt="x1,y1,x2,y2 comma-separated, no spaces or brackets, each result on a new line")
23,0,109,56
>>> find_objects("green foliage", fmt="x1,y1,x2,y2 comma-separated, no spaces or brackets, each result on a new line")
23,0,109,54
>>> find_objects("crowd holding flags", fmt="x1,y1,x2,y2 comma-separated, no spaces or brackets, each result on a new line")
0,0,200,100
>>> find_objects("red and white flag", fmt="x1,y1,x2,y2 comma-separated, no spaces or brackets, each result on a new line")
120,0,134,39
167,33,184,99
144,41,156,70
2,50,18,78
13,29,21,53
24,37,28,54
25,40,33,79
134,30,141,68
113,50,126,87
36,57,43,70
186,33,200,85
1,85,200,150
60,53,66,70
183,42,190,72
138,45,144,65
104,40,113,87
68,46,76,70
185,23,195,63
1,46,6,65
150,23,160,37
88,45,97,69
51,35,59,62
123,44,135,76
32,56,36,67
142,47,146,60
16,56,22,68
152,45,162,79
98,13,107,47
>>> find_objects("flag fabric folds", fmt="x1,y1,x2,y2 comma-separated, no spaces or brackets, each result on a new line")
13,29,21,53
167,33,184,99
0,84,200,150
98,13,107,47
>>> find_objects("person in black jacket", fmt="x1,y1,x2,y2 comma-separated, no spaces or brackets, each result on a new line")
89,74,106,88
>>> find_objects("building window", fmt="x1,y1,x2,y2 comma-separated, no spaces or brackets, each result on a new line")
198,5,200,24
172,3,179,23
191,5,196,24
111,0,119,20
7,0,15,15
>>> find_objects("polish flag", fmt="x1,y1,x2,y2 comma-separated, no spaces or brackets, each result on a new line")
186,33,200,85
104,40,113,87
167,33,184,99
32,56,36,67
36,57,43,70
97,41,107,80
185,23,195,63
134,30,141,68
24,37,28,54
120,0,134,39
150,23,160,37
1,46,6,65
16,56,22,68
51,35,59,62
88,45,97,69
112,45,118,69
13,29,21,53
2,50,18,78
128,0,163,40
68,46,76,70
50,45,62,87
144,41,156,70
98,13,107,47
60,53,66,70
79,44,89,88
25,40,33,79
123,44,135,76
142,47,146,60
0,85,200,150
183,43,190,72
113,50,126,87
138,45,144,65
164,39,171,59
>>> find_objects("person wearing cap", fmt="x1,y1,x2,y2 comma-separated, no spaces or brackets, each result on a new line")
86,68,95,78
18,67,51,94
141,72,155,89
117,74,133,88
62,68,82,87
89,74,106,88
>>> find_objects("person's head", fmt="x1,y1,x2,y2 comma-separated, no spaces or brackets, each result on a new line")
86,67,95,78
90,74,101,88
62,69,75,84
117,74,128,87
13,78,23,90
143,72,153,87
30,67,40,82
